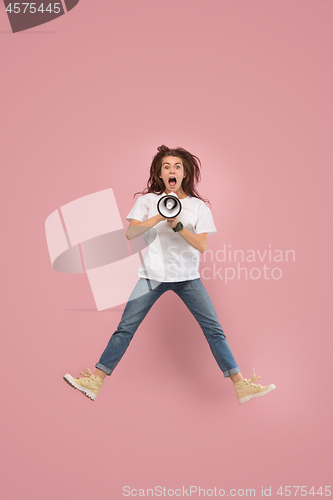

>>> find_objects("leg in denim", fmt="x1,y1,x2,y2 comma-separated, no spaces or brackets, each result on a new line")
173,278,240,378
96,278,167,375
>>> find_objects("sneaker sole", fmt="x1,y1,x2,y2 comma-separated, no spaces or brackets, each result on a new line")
63,374,97,401
238,384,276,404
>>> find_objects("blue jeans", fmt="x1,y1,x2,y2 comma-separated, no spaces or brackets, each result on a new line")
96,278,240,378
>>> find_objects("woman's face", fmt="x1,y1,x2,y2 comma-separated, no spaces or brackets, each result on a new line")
159,156,186,194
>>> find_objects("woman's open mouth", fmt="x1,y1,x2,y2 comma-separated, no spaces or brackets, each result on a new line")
168,176,177,188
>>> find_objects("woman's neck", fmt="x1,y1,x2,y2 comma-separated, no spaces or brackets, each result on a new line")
164,187,187,200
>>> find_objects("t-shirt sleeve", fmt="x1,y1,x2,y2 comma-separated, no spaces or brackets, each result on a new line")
195,202,217,236
126,195,149,223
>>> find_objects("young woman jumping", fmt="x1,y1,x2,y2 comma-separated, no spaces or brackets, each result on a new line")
63,145,276,404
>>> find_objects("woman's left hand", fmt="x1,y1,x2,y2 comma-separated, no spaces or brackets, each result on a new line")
166,217,179,229
167,217,208,253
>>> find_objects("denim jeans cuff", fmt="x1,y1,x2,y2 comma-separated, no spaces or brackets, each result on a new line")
95,362,112,376
223,366,241,378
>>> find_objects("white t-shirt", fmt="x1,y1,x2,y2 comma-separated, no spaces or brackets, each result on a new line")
126,192,217,282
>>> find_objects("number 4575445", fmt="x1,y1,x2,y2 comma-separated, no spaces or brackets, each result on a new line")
5,3,61,14
277,486,331,496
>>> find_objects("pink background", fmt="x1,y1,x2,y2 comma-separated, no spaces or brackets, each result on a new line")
1,1,332,499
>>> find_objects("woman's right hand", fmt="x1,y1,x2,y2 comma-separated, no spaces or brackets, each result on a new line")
157,213,166,222
126,214,165,240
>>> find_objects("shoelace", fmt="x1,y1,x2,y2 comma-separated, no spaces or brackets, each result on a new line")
245,369,263,387
78,368,92,380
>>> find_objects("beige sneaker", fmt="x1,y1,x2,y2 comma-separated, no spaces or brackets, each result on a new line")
233,369,276,404
63,368,104,401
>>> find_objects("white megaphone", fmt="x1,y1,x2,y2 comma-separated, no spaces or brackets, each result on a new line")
157,191,182,219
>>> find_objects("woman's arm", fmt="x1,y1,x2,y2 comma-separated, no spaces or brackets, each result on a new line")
126,214,165,240
167,218,208,253
127,215,208,253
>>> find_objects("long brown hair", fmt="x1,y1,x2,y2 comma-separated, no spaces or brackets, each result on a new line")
135,145,210,206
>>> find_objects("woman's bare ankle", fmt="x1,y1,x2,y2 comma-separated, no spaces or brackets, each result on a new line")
230,372,244,383
94,369,108,380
